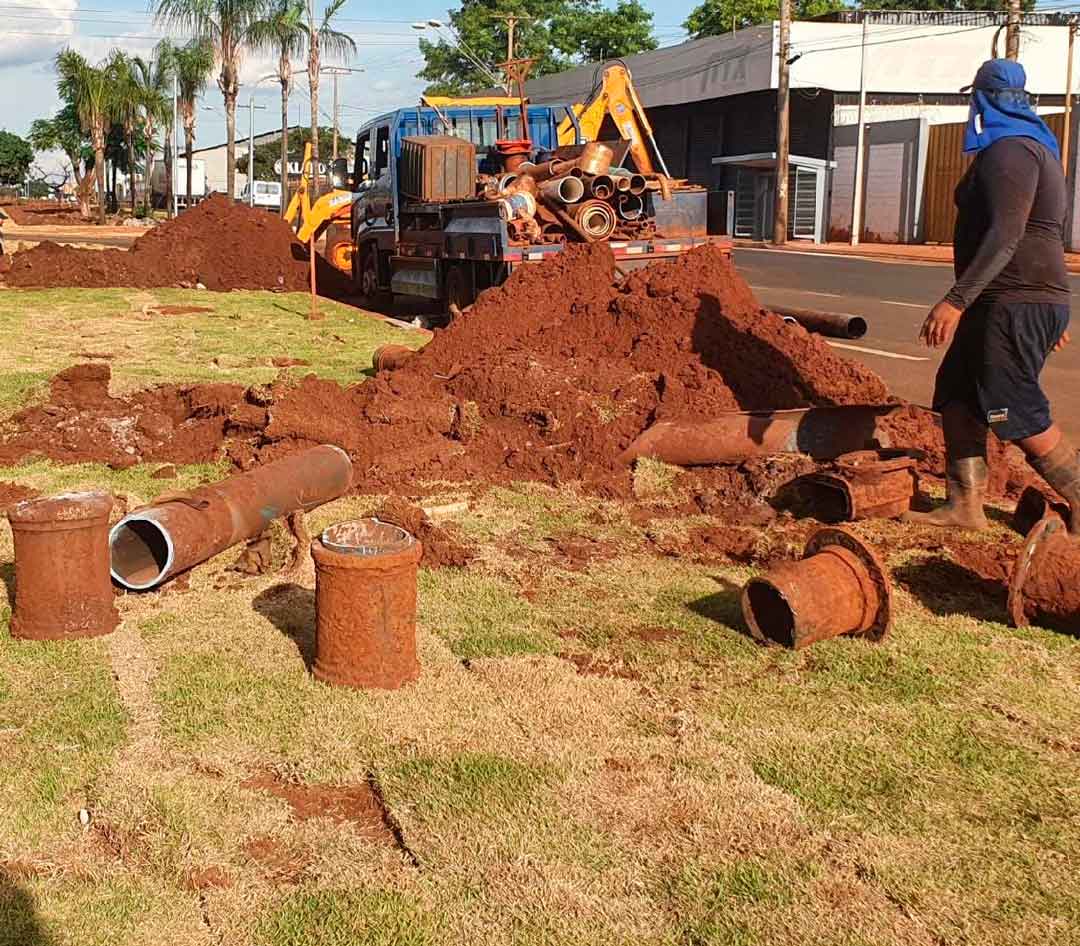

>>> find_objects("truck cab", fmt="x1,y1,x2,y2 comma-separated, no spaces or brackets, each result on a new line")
348,103,709,309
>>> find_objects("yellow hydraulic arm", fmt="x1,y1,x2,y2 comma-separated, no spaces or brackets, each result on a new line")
557,62,671,177
283,142,355,271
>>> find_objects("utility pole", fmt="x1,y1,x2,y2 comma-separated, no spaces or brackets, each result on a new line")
247,96,266,207
492,14,530,94
1064,18,1078,178
333,69,339,161
1006,0,1021,60
773,0,791,245
851,14,870,246
320,66,363,164
172,71,179,217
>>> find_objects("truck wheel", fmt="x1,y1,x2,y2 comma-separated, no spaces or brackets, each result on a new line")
445,264,475,316
359,249,389,308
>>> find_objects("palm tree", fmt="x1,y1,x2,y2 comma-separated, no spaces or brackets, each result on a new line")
301,0,355,196
171,39,215,208
29,104,94,220
156,0,266,201
249,0,305,214
108,51,142,214
55,48,118,225
133,44,175,213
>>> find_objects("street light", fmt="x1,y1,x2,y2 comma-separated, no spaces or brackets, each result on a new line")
411,20,500,87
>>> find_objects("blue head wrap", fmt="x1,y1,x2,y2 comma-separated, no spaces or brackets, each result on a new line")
963,58,1060,158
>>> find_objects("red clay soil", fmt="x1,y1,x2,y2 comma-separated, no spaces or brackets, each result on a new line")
1,195,351,296
0,363,245,468
2,203,89,226
371,497,475,568
0,482,39,512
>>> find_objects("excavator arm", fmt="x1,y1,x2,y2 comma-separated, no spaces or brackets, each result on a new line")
557,62,671,177
284,142,355,272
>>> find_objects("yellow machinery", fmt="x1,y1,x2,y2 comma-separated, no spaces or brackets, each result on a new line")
556,62,672,177
283,142,354,273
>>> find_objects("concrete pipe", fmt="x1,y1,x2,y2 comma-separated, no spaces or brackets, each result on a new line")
742,527,892,649
1008,515,1080,630
109,444,353,590
539,175,585,205
617,194,644,221
7,492,119,640
573,199,617,240
312,519,422,689
589,174,615,200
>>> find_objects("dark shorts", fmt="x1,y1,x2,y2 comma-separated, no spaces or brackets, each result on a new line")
933,299,1070,441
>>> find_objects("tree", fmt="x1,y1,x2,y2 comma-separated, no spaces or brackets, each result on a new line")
549,0,656,64
56,48,120,224
301,0,356,198
418,0,658,96
0,130,33,187
684,0,842,37
133,45,175,212
250,0,306,213
109,52,143,213
29,104,94,218
156,0,267,201
172,38,216,207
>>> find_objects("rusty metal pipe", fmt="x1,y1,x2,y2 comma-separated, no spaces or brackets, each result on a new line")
573,199,617,240
521,159,580,183
578,142,614,176
773,306,868,340
539,175,585,204
617,193,644,221
619,406,900,467
589,174,615,200
109,444,353,590
627,173,647,196
1008,515,1080,630
373,344,416,372
742,527,892,649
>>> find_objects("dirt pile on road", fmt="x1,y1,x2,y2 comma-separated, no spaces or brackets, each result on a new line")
2,202,88,226
1,195,351,295
0,363,245,468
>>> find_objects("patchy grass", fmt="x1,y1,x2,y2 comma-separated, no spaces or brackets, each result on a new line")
0,289,1078,946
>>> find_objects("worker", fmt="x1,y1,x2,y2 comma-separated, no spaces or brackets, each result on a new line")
909,59,1078,532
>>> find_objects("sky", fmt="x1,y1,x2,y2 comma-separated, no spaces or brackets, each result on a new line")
0,0,699,177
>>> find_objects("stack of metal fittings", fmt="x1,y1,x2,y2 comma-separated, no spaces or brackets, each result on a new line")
7,492,119,640
311,518,423,689
797,450,919,522
1008,511,1080,631
109,445,353,590
741,527,892,649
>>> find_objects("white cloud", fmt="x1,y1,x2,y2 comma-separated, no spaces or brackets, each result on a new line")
0,0,76,70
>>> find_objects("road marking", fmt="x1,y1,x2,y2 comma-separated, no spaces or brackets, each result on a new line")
751,285,928,308
827,341,929,362
735,245,953,267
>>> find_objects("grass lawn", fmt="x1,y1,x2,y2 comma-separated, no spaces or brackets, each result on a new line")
0,289,1078,946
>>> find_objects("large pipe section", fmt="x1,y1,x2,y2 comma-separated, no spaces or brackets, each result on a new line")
1007,514,1080,631
589,174,615,200
519,159,581,183
617,194,644,221
619,406,900,467
572,199,617,240
773,305,868,340
539,175,585,205
742,527,892,649
110,445,353,590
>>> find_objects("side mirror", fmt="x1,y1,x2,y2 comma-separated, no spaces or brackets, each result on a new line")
331,157,349,189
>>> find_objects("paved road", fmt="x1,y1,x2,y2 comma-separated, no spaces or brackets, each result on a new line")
2,224,138,249
734,246,1080,440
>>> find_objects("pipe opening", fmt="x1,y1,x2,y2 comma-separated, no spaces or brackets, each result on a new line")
846,317,868,339
109,516,174,590
745,580,795,647
322,518,414,557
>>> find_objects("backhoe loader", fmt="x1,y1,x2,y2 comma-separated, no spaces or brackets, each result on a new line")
283,142,355,273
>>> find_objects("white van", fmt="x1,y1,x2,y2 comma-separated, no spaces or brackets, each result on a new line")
240,180,283,209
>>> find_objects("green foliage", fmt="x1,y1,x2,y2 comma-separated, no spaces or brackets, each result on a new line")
861,0,1035,9
419,0,657,96
0,130,33,186
257,889,439,946
235,126,336,180
29,104,92,170
684,0,842,36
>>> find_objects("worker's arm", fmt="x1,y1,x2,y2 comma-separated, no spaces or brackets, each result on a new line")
944,138,1040,311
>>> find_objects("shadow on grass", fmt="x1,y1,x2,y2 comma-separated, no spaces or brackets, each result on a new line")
0,873,54,946
685,575,752,639
253,582,316,672
894,557,1007,623
0,562,14,610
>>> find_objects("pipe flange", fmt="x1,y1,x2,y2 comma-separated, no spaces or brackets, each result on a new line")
1007,513,1063,628
804,526,892,641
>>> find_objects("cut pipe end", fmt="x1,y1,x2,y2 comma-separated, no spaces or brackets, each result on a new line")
742,578,796,647
109,514,175,590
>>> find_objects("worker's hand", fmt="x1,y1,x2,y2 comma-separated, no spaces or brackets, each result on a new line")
920,300,963,349
1053,330,1072,353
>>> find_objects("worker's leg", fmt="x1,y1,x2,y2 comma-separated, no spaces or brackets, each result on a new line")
904,400,989,529
982,302,1077,533
905,303,989,530
1018,423,1080,534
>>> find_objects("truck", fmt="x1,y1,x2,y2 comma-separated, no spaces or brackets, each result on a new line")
337,98,718,311
150,158,207,209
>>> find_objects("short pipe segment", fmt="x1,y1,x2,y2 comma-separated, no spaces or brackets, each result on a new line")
539,175,585,205
617,193,644,221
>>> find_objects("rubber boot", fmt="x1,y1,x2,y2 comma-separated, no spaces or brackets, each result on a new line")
904,405,989,531
1029,439,1080,535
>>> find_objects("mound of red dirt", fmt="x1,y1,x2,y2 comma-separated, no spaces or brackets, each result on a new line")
3,204,88,226
372,497,475,568
1,195,351,295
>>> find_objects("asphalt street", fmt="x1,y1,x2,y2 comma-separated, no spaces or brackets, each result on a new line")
734,247,1080,440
